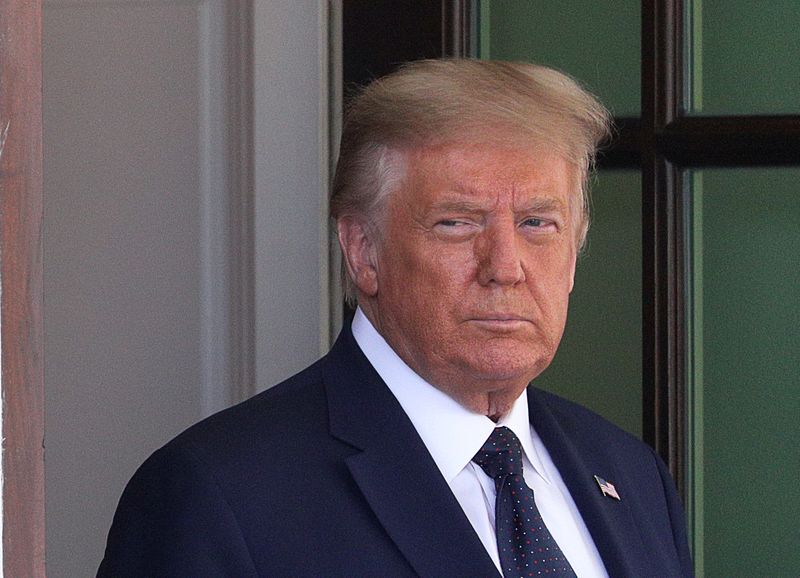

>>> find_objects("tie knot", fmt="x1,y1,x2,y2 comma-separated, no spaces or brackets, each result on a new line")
472,426,524,480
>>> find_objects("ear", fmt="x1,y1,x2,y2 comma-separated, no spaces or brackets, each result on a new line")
568,246,577,293
337,217,379,298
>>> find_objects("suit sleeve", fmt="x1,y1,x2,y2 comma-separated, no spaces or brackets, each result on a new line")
97,444,258,577
652,449,695,577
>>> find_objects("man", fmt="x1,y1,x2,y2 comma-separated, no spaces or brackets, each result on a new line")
99,60,693,577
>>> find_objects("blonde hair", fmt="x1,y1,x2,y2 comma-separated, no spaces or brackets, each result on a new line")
331,59,611,305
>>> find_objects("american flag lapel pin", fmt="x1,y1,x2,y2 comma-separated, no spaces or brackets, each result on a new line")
594,475,621,501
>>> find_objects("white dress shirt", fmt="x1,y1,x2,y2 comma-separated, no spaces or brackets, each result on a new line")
351,308,609,577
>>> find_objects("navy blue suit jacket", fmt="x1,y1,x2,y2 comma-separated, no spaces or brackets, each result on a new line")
99,326,693,577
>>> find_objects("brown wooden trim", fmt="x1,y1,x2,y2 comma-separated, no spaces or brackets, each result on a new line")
641,0,687,495
0,0,46,575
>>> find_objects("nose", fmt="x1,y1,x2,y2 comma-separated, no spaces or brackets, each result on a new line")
476,223,525,286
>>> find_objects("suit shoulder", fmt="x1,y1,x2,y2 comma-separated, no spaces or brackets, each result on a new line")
156,356,332,468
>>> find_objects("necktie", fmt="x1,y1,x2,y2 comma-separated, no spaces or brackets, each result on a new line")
472,426,577,578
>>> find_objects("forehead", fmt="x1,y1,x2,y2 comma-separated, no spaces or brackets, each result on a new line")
399,142,576,206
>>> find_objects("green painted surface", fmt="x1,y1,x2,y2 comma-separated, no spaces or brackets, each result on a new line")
687,172,705,574
535,171,642,438
484,0,641,116
691,0,800,115
698,168,800,576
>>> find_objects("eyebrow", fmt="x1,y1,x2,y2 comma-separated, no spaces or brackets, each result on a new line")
429,196,567,215
515,197,568,214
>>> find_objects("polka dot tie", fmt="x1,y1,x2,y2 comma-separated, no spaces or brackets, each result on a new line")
472,427,577,578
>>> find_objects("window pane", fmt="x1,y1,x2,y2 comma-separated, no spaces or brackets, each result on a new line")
687,168,800,575
535,171,642,437
480,0,641,116
687,0,800,115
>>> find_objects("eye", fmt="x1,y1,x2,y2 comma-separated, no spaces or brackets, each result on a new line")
522,218,545,228
520,217,558,234
433,218,478,240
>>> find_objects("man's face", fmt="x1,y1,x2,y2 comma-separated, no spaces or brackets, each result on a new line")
346,142,578,416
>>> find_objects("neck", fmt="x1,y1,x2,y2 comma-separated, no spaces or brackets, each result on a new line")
355,302,529,420
437,384,525,421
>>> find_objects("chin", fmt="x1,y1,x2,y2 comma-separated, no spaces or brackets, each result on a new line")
465,360,542,388
466,345,552,382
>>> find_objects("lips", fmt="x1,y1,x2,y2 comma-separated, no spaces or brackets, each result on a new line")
474,314,528,321
468,316,533,332
469,312,531,322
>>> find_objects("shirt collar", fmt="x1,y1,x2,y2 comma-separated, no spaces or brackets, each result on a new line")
351,308,552,485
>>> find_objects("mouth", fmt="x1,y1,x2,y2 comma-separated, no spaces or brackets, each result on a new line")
468,315,532,332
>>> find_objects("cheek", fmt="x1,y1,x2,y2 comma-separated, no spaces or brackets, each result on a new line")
525,251,575,311
393,258,470,334
406,247,474,292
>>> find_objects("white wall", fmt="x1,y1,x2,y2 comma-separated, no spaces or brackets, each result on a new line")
252,1,332,391
43,1,329,575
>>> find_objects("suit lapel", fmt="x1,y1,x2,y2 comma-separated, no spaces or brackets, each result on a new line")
528,388,650,577
324,328,500,578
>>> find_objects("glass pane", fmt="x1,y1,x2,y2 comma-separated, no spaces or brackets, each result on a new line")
687,168,800,576
687,0,800,115
535,171,642,437
480,0,641,116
